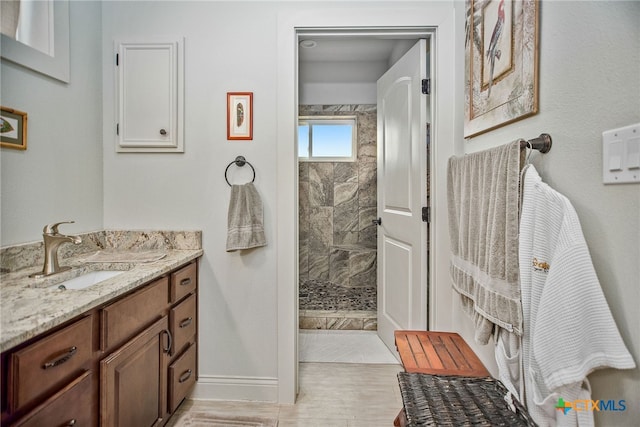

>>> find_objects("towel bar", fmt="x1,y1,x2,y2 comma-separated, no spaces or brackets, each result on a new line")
520,133,552,153
225,156,256,186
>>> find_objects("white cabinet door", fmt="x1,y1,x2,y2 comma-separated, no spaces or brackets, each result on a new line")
116,39,184,152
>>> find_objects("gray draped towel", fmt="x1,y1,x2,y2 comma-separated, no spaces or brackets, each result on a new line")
447,141,522,344
226,183,267,252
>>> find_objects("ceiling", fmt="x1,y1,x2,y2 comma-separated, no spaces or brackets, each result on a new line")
298,37,420,84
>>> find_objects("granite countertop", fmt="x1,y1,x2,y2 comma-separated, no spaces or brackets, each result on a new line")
0,230,203,353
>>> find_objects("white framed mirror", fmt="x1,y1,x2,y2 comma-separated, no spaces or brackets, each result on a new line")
0,0,70,83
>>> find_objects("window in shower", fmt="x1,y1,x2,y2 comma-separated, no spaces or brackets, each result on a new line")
298,116,357,162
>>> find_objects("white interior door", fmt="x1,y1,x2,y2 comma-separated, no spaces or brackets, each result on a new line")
376,39,428,353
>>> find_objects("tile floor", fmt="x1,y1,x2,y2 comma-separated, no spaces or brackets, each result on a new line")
299,330,400,364
171,331,403,426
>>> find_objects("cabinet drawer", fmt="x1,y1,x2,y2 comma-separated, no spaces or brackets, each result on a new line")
168,342,196,413
170,293,196,355
9,315,93,412
13,371,93,427
170,262,196,303
101,277,169,351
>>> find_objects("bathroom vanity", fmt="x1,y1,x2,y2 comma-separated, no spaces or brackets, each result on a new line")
0,231,202,427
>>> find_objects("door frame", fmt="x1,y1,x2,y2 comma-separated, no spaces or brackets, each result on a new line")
276,5,457,404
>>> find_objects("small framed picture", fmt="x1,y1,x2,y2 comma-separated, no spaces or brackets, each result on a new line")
227,92,253,140
1,106,27,150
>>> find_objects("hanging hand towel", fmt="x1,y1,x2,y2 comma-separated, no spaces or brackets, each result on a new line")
226,183,267,252
447,141,522,344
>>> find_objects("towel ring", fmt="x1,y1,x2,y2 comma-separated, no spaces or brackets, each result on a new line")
225,156,256,186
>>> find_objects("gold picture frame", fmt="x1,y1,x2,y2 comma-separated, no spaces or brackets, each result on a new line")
464,0,539,138
227,92,253,140
0,106,27,150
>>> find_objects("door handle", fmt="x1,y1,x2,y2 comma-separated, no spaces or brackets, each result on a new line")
372,218,382,226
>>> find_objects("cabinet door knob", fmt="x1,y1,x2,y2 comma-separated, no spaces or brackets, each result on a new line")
159,129,167,136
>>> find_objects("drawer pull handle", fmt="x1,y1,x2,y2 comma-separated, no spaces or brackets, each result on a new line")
60,419,76,427
179,369,192,383
179,317,193,328
180,278,192,286
162,329,173,355
42,346,77,369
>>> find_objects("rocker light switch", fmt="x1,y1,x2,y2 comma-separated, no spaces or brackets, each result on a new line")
626,137,640,170
608,141,623,171
603,123,640,184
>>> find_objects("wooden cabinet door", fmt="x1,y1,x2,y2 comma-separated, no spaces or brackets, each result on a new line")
100,317,170,427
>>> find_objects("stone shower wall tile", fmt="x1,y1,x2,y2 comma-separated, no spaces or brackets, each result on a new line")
309,207,333,251
298,104,378,299
299,181,310,241
334,162,358,184
333,182,359,233
329,247,349,285
308,253,329,280
333,231,359,246
309,163,334,207
359,206,378,247
299,238,309,282
358,162,377,208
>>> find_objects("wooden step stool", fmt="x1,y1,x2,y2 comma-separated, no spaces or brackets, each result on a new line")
393,330,490,426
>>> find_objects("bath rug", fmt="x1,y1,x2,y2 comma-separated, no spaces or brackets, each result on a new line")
171,412,278,427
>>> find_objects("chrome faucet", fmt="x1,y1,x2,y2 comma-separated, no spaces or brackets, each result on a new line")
30,221,82,278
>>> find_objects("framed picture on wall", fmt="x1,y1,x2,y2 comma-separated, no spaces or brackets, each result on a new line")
464,0,539,138
0,106,27,150
227,92,253,140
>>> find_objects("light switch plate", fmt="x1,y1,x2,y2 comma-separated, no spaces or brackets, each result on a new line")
602,123,640,184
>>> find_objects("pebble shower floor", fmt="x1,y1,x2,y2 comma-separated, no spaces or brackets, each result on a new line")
299,279,376,311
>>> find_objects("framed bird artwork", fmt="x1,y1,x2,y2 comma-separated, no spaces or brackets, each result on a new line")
464,0,539,138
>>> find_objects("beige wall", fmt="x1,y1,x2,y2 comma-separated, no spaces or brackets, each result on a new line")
452,2,640,425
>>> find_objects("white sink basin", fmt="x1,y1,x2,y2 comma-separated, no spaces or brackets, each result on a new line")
53,270,125,290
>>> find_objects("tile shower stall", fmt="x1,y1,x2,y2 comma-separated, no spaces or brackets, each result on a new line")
299,105,378,330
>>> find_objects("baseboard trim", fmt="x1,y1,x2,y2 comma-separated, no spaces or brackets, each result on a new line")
191,375,279,402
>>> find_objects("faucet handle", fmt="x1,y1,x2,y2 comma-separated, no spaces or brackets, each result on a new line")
43,221,75,234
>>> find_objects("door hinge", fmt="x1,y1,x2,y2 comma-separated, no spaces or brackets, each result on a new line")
422,78,430,95
422,206,430,223
116,123,119,135
116,53,119,66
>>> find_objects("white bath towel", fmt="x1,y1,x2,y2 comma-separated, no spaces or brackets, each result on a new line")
226,183,267,252
519,166,635,426
447,141,522,344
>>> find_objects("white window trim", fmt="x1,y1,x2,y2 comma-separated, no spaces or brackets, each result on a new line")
298,115,357,162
